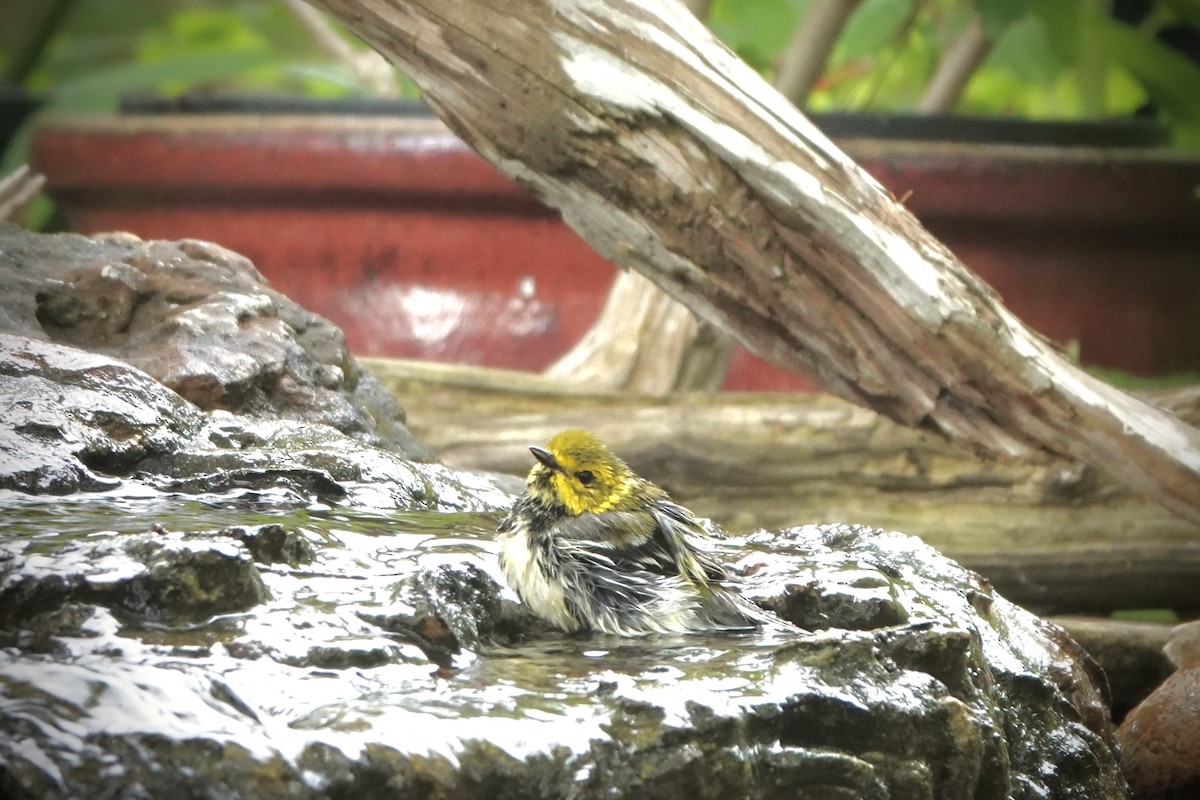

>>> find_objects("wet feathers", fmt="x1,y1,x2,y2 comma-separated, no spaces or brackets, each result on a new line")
497,429,771,635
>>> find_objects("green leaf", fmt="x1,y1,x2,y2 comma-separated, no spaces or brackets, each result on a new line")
1103,63,1150,116
1154,0,1200,31
984,14,1064,83
47,50,276,111
836,0,912,61
135,6,268,64
709,0,806,72
1092,15,1200,130
1027,0,1082,61
977,0,1031,39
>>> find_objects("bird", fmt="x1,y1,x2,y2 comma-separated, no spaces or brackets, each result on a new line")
497,429,776,635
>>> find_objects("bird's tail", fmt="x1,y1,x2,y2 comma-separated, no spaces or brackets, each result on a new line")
700,587,798,633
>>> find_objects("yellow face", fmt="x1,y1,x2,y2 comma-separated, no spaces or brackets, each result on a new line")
527,429,640,516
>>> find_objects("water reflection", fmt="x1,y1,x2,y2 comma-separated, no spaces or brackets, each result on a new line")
0,489,808,767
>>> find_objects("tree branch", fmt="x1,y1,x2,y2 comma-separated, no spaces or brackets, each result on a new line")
312,0,1200,526
0,166,45,223
680,0,711,21
915,14,992,113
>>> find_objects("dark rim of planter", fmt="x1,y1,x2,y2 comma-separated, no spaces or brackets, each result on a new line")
119,92,432,118
812,111,1170,148
119,92,1170,149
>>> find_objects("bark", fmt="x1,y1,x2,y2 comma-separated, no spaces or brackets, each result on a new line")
365,357,1200,614
542,270,731,392
548,0,859,392
315,0,1200,526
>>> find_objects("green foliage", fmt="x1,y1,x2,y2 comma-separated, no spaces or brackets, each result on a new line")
709,0,809,74
976,0,1031,38
1,0,416,227
837,0,914,61
965,12,1149,120
1091,13,1200,146
6,0,1200,144
18,0,403,106
700,0,1200,148
1159,0,1200,29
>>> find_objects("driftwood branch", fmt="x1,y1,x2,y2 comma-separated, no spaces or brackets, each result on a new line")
680,0,711,21
542,270,731,392
0,166,45,222
366,358,1200,615
314,0,1200,526
549,0,859,391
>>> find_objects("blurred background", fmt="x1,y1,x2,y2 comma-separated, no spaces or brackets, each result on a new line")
5,0,1200,226
3,0,1199,388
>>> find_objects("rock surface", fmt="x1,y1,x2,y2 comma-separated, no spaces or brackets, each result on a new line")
0,332,205,494
0,226,1128,798
0,515,1129,799
0,223,428,458
1116,619,1200,799
0,334,513,507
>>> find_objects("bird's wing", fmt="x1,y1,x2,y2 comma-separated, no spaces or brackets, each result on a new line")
550,510,677,573
648,500,730,584
548,509,656,545
549,520,697,633
548,504,728,585
551,508,772,633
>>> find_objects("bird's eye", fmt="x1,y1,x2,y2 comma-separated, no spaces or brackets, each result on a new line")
576,470,595,485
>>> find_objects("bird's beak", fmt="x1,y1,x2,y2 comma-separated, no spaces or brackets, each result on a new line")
529,446,562,472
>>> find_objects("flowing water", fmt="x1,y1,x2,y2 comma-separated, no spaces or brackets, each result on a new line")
0,488,806,774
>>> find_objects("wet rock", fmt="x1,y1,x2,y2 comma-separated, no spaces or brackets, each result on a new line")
0,602,98,655
0,529,266,627
0,334,516,508
0,730,310,800
226,524,317,567
0,223,429,458
0,224,1127,798
140,412,515,510
0,225,518,506
364,561,547,666
0,333,206,493
1116,619,1200,799
0,514,1128,799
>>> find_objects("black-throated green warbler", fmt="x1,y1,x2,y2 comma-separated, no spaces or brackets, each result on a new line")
497,429,773,635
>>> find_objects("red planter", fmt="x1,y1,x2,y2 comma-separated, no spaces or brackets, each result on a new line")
31,108,1200,389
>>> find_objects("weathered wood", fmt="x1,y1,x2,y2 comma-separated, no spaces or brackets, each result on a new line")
365,357,1200,613
312,0,1200,527
551,0,857,393
0,166,45,222
542,270,732,393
